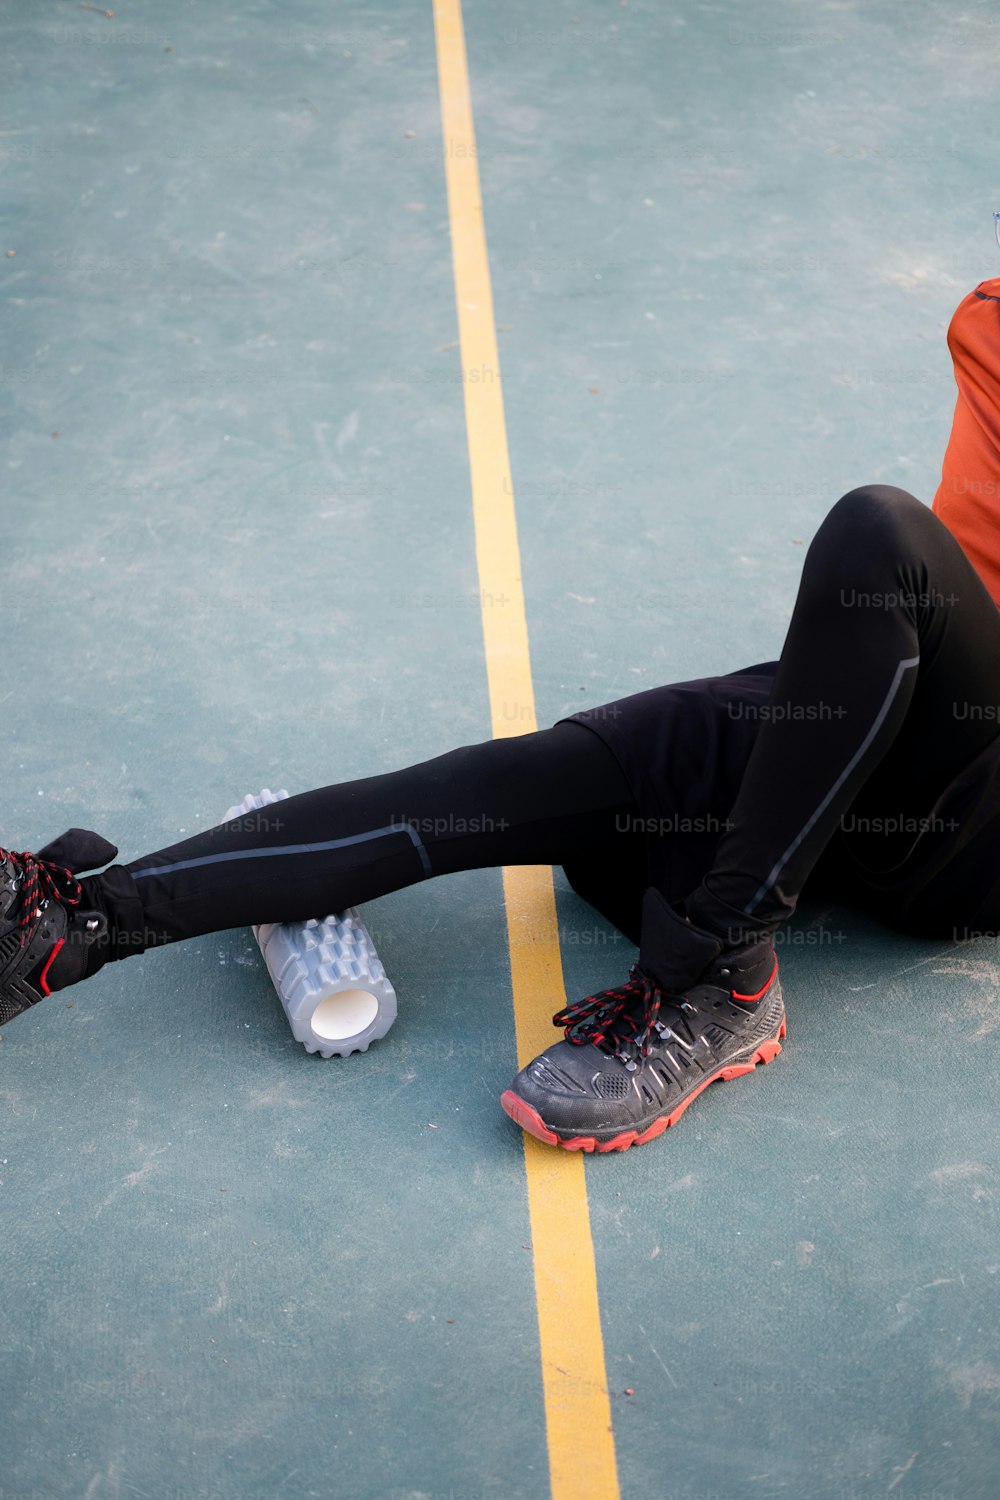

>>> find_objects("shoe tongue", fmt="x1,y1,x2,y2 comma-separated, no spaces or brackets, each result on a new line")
34,828,119,873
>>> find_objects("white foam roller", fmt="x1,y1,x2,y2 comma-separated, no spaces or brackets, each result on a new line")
221,788,397,1058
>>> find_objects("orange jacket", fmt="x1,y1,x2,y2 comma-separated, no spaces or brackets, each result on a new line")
933,279,1000,606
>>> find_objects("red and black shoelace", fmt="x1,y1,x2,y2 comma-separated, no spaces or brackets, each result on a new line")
0,848,83,946
553,962,671,1061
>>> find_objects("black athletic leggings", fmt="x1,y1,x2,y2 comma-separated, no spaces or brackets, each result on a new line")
99,486,1000,970
682,484,1000,942
114,721,642,949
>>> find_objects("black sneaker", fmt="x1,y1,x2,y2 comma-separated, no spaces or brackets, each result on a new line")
0,830,118,1027
500,941,785,1153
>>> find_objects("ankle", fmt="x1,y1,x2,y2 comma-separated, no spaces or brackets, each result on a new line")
709,937,777,1003
81,865,148,968
46,901,111,992
48,865,149,992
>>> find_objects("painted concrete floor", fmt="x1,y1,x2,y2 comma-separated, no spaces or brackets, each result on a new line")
2,1,999,1497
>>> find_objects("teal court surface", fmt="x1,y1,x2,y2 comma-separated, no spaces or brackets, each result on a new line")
3,2,1000,1497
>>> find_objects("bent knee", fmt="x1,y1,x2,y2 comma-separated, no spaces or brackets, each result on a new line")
806,484,929,577
822,484,927,540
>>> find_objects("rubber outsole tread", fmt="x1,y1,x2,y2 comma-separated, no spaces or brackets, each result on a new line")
500,1016,787,1153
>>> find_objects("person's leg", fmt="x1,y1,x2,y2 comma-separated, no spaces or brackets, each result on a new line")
505,484,1000,1151
638,484,1000,983
94,719,643,959
0,720,647,1023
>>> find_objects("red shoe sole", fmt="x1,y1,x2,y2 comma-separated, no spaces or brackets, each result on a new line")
500,1016,787,1154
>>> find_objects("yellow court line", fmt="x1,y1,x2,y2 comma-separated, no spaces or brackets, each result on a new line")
431,4,621,1498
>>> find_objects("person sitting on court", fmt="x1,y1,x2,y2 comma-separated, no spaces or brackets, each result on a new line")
3,278,1000,1154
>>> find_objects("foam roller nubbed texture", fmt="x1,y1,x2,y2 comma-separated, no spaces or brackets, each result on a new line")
221,789,397,1058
